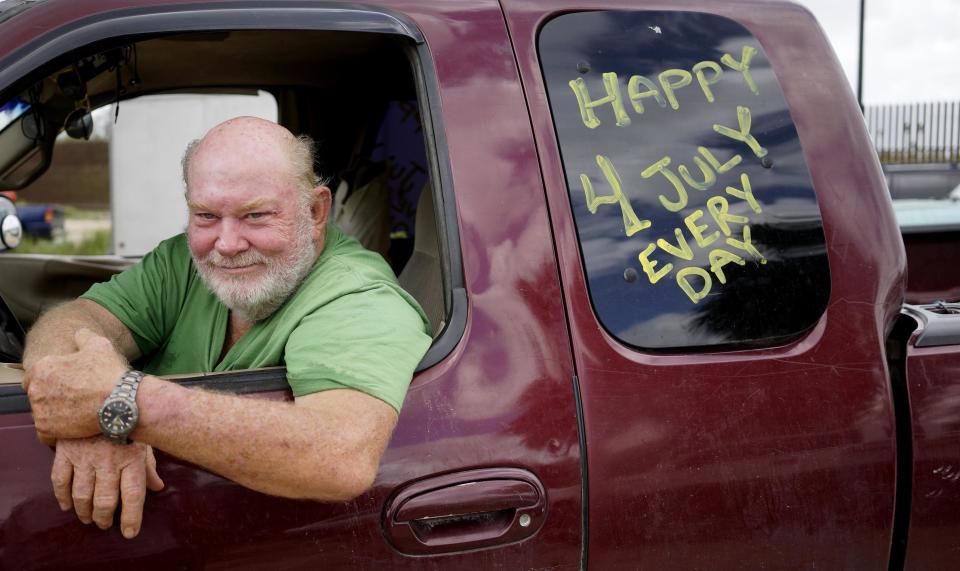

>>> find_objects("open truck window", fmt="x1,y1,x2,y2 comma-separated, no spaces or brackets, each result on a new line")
0,27,451,375
539,10,831,350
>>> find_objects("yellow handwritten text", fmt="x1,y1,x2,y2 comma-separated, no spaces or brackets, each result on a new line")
638,106,764,214
627,132,769,303
639,242,673,284
568,44,762,129
714,106,768,159
569,73,631,129
677,267,712,303
639,220,767,304
571,88,773,304
580,154,651,236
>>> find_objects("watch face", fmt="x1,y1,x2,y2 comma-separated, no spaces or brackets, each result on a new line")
100,399,135,436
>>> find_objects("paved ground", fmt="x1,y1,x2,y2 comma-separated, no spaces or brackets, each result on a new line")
63,216,110,243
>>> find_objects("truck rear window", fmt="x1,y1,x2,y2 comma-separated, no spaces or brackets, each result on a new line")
539,10,830,350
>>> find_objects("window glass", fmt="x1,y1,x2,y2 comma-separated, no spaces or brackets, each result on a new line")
539,10,831,349
0,96,30,133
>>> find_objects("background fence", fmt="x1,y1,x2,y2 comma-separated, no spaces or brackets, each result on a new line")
865,101,960,165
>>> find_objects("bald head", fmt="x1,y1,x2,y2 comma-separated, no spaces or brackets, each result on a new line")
182,116,320,199
182,117,333,321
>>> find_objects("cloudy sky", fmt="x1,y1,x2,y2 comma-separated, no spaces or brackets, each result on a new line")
795,0,959,105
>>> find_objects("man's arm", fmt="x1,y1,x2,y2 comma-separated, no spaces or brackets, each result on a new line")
23,299,140,370
136,380,397,501
23,302,163,539
28,329,398,502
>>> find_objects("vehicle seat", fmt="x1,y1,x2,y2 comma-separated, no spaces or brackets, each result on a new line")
398,184,445,337
332,175,391,259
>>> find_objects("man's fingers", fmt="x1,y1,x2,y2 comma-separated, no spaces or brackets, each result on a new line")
71,465,96,524
91,468,120,530
119,461,147,539
144,446,165,492
50,449,74,511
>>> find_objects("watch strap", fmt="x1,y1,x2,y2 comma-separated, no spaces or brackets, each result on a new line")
110,369,144,401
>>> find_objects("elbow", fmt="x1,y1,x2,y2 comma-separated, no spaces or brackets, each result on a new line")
326,465,377,502
302,455,379,503
291,407,396,502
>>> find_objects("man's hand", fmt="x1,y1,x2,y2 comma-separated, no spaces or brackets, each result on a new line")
25,328,128,441
52,437,164,539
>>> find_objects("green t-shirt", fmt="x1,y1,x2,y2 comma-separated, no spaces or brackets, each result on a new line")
81,225,432,412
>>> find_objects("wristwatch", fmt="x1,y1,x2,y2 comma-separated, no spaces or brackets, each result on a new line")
97,370,144,444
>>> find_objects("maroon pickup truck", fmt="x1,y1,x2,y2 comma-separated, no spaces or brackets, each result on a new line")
0,0,957,569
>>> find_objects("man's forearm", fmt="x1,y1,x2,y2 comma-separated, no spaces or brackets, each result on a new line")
133,377,391,501
23,300,138,369
24,302,126,447
25,324,396,503
24,303,102,368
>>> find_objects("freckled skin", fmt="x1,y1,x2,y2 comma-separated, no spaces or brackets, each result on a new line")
22,117,397,539
186,118,326,272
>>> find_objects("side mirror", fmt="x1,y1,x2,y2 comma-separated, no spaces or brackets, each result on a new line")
0,196,21,250
0,215,21,249
0,99,54,190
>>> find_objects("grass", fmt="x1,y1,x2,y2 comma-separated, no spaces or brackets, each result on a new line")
14,229,111,255
61,205,110,220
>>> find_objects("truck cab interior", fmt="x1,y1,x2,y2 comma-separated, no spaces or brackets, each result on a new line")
0,28,450,376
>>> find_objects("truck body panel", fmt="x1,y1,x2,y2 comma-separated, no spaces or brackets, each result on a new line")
902,319,960,570
501,0,906,568
1,0,959,569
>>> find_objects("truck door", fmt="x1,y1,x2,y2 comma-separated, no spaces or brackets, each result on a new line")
0,1,582,568
897,305,960,570
503,1,906,568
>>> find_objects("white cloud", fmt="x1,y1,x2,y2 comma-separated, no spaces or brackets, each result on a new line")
795,0,960,104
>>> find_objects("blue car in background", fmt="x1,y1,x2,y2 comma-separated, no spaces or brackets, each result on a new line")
0,192,63,242
17,204,64,240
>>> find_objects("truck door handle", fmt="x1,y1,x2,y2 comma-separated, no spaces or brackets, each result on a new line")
383,468,546,555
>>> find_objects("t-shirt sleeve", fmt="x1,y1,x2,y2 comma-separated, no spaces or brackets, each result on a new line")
80,236,189,356
283,283,432,413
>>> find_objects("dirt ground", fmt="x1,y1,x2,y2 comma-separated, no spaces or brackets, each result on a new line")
63,215,110,244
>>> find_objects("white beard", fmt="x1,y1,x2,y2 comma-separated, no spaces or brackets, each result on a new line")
190,210,317,322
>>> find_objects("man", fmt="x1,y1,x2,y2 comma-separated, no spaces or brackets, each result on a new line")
22,117,432,540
